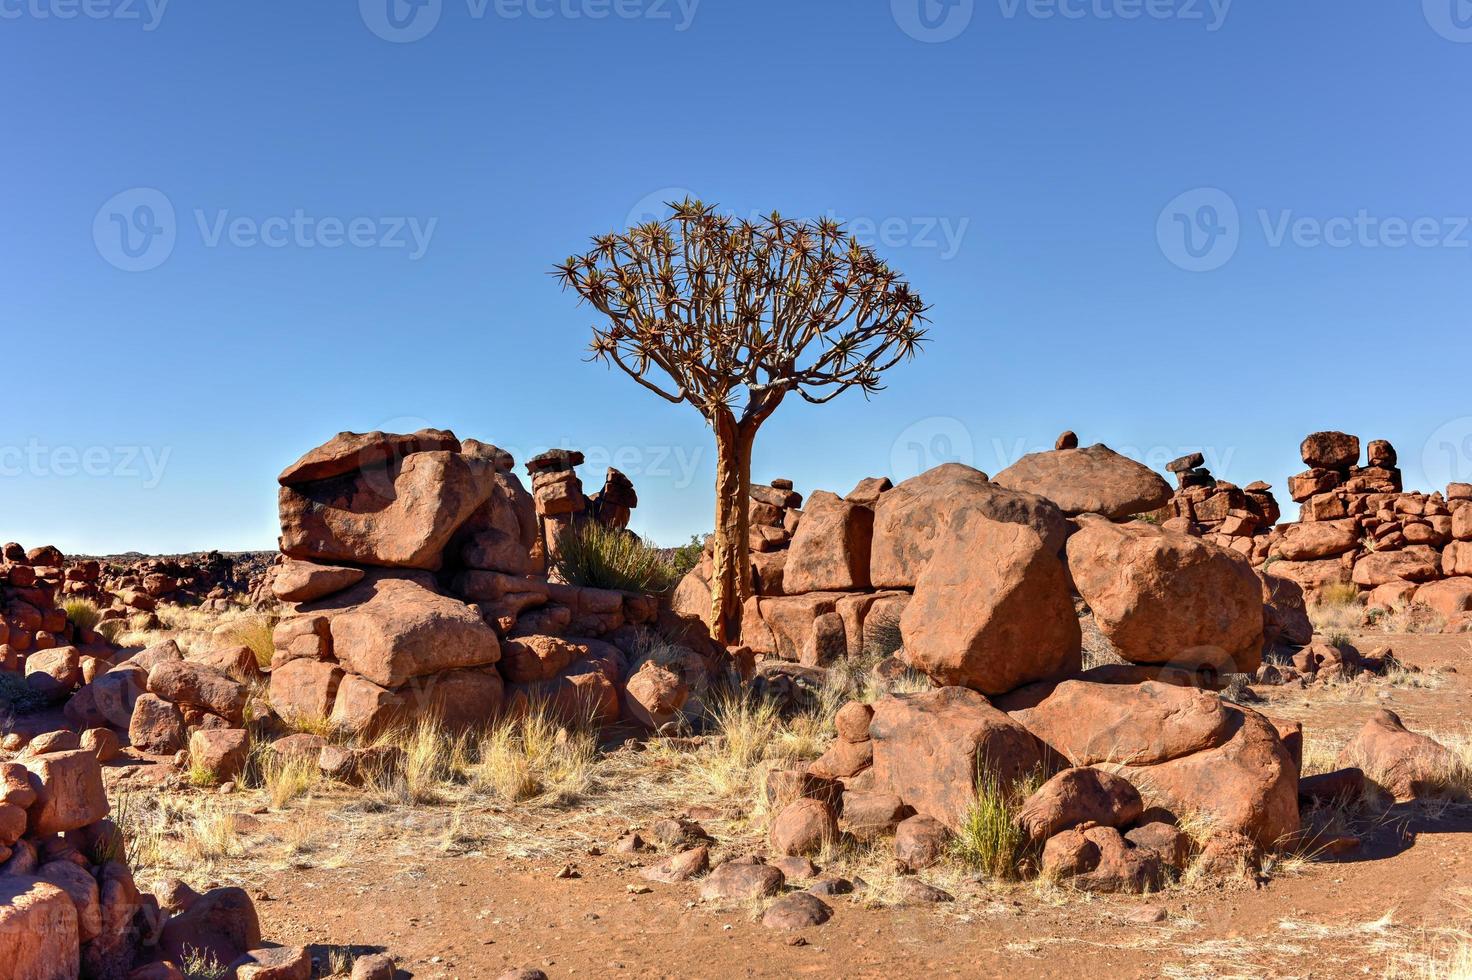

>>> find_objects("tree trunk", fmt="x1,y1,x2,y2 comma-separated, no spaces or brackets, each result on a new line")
709,411,756,645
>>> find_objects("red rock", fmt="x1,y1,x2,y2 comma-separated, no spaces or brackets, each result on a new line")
1067,518,1263,675
902,510,1080,695
277,428,461,485
1300,431,1360,470
870,464,1067,589
993,444,1172,519
23,749,109,835
1353,548,1443,586
129,694,188,755
79,728,120,764
699,861,784,900
1041,825,1162,893
1017,768,1144,843
189,729,250,784
0,877,79,977
1260,569,1313,648
270,559,365,602
1124,821,1192,870
329,575,500,688
769,798,838,856
159,886,261,968
638,845,710,884
1005,680,1229,763
36,858,102,942
893,814,950,870
23,646,81,701
147,661,248,723
1445,541,1472,577
269,659,344,726
870,687,1044,831
1414,578,1472,619
834,701,874,743
279,450,494,571
838,791,912,841
1338,709,1459,802
760,892,832,929
1274,522,1359,561
623,661,688,729
807,738,873,779
1115,706,1299,848
231,945,312,980
1265,557,1353,591
782,491,873,593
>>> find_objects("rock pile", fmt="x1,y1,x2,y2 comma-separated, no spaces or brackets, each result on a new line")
1143,453,1280,561
1,545,117,698
267,428,700,737
1257,431,1472,630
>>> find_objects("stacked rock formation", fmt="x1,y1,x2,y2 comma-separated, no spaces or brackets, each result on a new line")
524,449,639,566
266,428,694,738
1144,452,1280,561
1258,431,1472,630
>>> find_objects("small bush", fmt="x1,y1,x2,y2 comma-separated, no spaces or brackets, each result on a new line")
466,707,597,805
862,610,904,663
1319,582,1361,608
952,765,1043,881
0,673,48,715
553,521,679,594
61,597,103,633
667,533,708,582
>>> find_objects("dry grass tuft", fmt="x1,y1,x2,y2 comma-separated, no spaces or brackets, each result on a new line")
224,614,278,670
951,766,1043,881
61,597,103,633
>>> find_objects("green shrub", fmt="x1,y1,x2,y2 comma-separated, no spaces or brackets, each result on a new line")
0,673,48,716
951,765,1043,880
667,533,708,581
553,521,679,594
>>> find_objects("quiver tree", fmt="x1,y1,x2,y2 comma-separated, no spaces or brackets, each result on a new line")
556,199,927,644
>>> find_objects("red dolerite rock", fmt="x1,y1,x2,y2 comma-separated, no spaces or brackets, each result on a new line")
159,886,262,967
782,491,874,593
768,797,839,857
834,701,874,743
1338,709,1460,803
1300,431,1360,470
92,663,148,729
870,687,1044,831
35,859,102,942
1041,825,1162,894
901,509,1081,695
79,728,121,764
147,661,249,724
0,876,80,976
129,694,189,755
1414,578,1472,619
622,660,688,730
230,945,313,980
869,463,1067,590
269,659,344,726
1016,768,1144,844
328,575,500,688
1445,542,1472,577
893,814,950,870
993,443,1173,520
189,729,251,784
1066,517,1264,675
1353,548,1444,587
23,646,82,701
1273,522,1359,561
270,559,365,603
1260,569,1313,648
23,749,109,835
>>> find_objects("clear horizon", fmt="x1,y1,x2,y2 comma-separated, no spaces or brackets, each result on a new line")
4,1,1471,555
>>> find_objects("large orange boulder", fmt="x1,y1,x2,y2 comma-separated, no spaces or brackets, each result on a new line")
782,491,874,593
870,687,1045,831
1300,431,1359,470
1001,679,1234,766
869,463,1067,590
270,559,364,603
901,511,1080,695
279,445,496,571
22,749,109,835
1260,568,1313,648
1353,547,1444,586
278,428,461,484
1414,577,1472,619
1273,522,1359,561
455,464,539,576
1338,709,1459,802
328,575,500,688
1114,706,1299,848
1067,517,1263,675
992,444,1172,519
0,877,79,978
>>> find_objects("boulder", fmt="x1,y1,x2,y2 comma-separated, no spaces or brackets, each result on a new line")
1274,523,1359,561
1067,518,1263,675
1001,679,1235,767
769,798,838,856
893,814,950,870
147,661,248,723
269,659,344,726
1125,821,1193,870
279,449,495,570
1338,709,1459,803
1041,825,1162,893
992,444,1172,519
870,464,1067,589
901,510,1080,695
0,877,79,978
277,428,461,485
1114,706,1299,848
782,491,873,593
23,749,108,835
870,687,1045,831
699,861,785,901
159,886,261,968
1260,569,1313,649
270,559,365,602
1017,768,1144,844
760,892,832,930
1353,548,1444,587
189,729,250,784
36,859,101,942
1300,431,1360,470
623,661,689,730
23,646,81,701
1414,578,1472,619
128,694,188,755
329,575,500,688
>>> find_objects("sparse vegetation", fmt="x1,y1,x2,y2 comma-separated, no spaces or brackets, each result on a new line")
667,533,708,582
951,765,1043,881
61,596,103,633
225,614,278,670
553,520,680,594
0,672,48,715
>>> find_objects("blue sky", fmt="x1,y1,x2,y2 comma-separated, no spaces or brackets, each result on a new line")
3,0,1471,554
